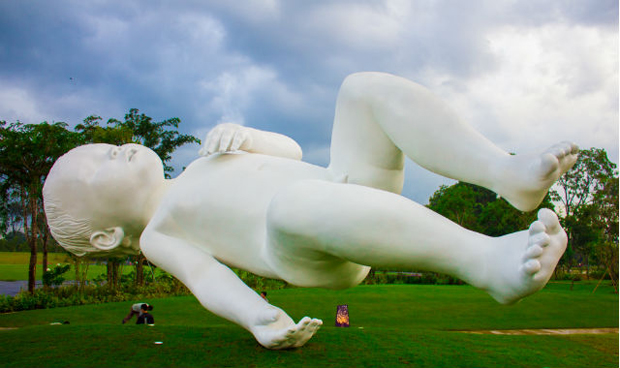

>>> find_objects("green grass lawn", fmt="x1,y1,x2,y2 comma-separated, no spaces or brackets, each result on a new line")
0,252,70,265
0,283,617,367
0,252,136,281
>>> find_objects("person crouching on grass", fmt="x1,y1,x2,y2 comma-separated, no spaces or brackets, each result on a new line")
122,303,153,324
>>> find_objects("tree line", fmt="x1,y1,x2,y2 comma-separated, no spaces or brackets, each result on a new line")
427,148,618,292
0,109,199,293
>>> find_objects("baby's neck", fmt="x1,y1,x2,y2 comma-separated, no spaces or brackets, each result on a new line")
141,178,175,225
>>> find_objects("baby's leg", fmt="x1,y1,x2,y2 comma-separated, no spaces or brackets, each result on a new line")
329,72,578,211
265,180,567,304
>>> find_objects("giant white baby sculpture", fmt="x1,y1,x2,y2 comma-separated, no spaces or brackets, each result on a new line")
43,72,578,349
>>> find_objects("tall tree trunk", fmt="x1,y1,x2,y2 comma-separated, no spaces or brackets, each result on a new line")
74,257,80,287
604,254,618,293
42,225,49,276
26,194,39,294
107,259,120,289
28,237,37,293
73,256,90,292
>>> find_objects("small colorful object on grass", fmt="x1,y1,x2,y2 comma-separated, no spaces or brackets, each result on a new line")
335,304,349,327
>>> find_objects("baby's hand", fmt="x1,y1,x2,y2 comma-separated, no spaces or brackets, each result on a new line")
199,123,253,156
251,306,322,349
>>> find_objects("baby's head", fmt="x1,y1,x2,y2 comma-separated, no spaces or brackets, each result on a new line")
43,144,165,257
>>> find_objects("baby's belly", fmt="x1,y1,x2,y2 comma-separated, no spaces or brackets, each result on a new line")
170,153,332,278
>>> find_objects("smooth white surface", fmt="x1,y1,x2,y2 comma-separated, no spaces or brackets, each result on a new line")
44,72,578,349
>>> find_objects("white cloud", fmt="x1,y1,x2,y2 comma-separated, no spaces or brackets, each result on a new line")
201,65,288,126
206,0,281,23
304,2,408,51
0,84,45,123
417,22,618,161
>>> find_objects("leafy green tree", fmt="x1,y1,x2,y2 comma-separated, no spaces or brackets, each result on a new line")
427,182,550,236
477,197,549,237
74,115,132,145
427,183,489,231
550,148,618,275
551,148,616,217
0,121,83,292
0,199,24,238
106,108,200,175
588,176,618,290
0,231,27,252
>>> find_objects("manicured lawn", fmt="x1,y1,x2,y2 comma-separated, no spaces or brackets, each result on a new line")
0,283,617,367
0,252,70,265
0,252,139,281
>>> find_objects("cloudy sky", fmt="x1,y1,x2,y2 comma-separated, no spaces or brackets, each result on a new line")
0,0,617,203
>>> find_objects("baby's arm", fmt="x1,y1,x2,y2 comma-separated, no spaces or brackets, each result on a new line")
140,228,322,349
199,123,303,160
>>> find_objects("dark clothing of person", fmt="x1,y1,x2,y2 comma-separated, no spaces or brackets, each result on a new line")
137,313,154,325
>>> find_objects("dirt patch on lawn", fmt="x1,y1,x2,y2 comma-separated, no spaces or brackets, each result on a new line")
458,328,618,335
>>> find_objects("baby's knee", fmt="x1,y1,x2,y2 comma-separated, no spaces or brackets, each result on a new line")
341,72,405,95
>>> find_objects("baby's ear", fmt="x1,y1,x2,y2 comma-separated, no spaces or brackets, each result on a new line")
90,227,125,251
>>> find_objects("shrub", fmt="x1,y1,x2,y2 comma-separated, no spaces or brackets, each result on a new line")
0,270,192,313
42,264,71,287
0,267,291,313
363,270,464,285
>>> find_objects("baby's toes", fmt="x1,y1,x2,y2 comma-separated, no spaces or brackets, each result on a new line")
529,231,550,249
522,259,541,275
556,141,578,156
548,144,568,158
524,244,544,259
568,142,579,155
537,208,560,229
529,220,546,236
538,153,560,177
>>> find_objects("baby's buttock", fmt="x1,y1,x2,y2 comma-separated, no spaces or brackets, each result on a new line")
262,242,371,289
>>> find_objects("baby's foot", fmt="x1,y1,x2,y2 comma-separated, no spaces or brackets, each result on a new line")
494,142,578,212
251,306,323,349
484,208,567,305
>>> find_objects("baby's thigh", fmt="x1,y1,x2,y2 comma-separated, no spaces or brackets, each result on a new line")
263,180,370,289
263,235,370,289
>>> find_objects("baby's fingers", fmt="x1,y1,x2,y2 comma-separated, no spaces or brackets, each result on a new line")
203,129,221,155
218,129,234,152
231,129,250,151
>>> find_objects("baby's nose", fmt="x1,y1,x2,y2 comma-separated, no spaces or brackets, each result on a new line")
124,146,139,162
